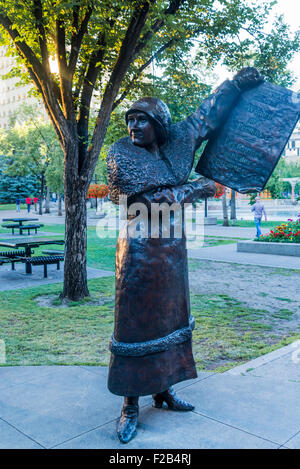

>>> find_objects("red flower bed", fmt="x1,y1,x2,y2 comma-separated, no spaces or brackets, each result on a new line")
87,184,109,199
257,214,300,243
214,183,225,199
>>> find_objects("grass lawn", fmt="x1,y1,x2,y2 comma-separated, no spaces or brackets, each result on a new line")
0,204,27,211
0,276,299,370
1,222,299,371
202,236,247,247
190,292,300,371
0,278,115,366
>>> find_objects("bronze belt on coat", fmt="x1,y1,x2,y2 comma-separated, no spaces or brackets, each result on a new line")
110,315,195,357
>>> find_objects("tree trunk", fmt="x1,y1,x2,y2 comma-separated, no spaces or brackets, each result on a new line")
39,173,45,216
62,142,89,301
45,187,50,213
58,193,63,216
222,188,229,226
230,190,237,226
62,183,89,300
99,198,104,214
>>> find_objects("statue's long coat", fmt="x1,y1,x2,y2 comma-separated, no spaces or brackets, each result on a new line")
107,80,240,396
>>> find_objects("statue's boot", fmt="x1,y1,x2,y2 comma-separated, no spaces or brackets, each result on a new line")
152,386,194,411
117,397,139,444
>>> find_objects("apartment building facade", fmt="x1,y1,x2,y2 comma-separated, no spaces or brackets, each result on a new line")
0,46,46,129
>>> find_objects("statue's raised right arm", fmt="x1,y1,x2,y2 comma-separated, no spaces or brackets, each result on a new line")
181,67,264,151
107,67,263,204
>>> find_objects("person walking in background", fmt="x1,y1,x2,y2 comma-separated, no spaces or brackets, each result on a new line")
33,196,38,212
251,196,267,238
16,197,21,212
25,196,32,213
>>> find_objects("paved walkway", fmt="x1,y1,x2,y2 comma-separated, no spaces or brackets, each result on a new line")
0,208,107,226
0,206,281,231
0,342,300,449
0,264,113,291
188,243,300,270
203,224,268,239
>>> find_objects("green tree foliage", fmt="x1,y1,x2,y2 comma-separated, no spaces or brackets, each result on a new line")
0,115,64,209
198,10,300,88
248,159,300,203
275,158,300,196
0,155,39,203
0,117,62,182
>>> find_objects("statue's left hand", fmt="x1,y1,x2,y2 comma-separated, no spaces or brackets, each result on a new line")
232,67,264,92
190,177,216,199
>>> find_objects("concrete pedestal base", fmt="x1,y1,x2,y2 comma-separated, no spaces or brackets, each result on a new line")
204,217,218,225
237,240,300,257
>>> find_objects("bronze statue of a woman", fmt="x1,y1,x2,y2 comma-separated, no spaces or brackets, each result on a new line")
106,67,263,443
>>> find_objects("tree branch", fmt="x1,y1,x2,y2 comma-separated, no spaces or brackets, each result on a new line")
56,18,75,125
76,9,121,167
32,0,50,73
0,13,69,144
134,0,184,58
113,38,174,110
80,0,155,183
77,32,106,169
68,2,94,78
26,65,64,147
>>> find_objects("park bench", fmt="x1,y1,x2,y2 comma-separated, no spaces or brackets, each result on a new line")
0,250,27,258
19,224,44,235
1,223,44,235
0,251,26,270
42,249,64,255
0,257,11,266
23,255,64,277
1,223,21,235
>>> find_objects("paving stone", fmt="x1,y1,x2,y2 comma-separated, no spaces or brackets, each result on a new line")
55,405,278,449
0,366,151,448
0,366,57,390
246,352,300,382
0,418,43,449
0,366,121,448
177,373,300,445
283,432,300,449
0,265,113,291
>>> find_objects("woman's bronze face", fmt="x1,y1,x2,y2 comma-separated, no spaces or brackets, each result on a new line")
127,111,157,149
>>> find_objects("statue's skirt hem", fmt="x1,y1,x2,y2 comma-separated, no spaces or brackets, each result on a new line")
107,339,197,397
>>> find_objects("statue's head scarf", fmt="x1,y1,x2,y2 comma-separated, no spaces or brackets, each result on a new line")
125,97,171,146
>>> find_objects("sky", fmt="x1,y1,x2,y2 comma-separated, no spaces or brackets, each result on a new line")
215,0,300,91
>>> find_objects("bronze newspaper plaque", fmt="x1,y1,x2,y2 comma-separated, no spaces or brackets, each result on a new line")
195,82,300,193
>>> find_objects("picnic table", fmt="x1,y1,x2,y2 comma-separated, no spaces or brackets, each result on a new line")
0,238,65,276
1,218,43,235
2,218,39,225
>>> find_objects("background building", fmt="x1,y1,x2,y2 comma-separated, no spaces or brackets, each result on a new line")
0,46,46,129
283,121,300,163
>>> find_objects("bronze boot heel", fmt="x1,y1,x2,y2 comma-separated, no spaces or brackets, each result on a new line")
152,386,194,411
152,393,164,409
